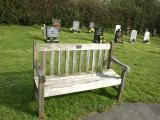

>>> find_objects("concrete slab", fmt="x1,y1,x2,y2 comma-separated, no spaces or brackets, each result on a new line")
82,103,160,120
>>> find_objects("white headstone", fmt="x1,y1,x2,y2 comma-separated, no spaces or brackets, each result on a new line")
130,30,137,43
89,22,95,28
115,25,121,33
144,31,150,42
72,21,80,31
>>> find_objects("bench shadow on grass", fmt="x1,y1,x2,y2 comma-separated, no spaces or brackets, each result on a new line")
0,71,119,117
0,71,37,117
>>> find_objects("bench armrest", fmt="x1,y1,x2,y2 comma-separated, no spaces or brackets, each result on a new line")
34,61,46,83
111,56,130,72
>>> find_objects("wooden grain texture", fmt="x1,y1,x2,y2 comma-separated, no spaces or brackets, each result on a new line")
65,50,70,75
72,50,77,73
41,51,46,76
33,42,130,119
86,50,90,72
58,50,62,75
34,69,121,97
38,43,110,51
103,49,108,70
38,80,45,118
98,50,102,69
50,51,54,75
117,69,128,102
79,50,84,72
33,42,38,99
92,50,96,72
111,56,129,71
107,41,113,69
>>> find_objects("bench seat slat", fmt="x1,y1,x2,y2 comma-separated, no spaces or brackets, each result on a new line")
34,69,121,97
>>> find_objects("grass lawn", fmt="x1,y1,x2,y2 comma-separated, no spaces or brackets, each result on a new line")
0,25,160,120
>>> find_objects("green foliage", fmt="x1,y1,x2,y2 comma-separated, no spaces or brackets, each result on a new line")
0,25,160,119
0,0,160,33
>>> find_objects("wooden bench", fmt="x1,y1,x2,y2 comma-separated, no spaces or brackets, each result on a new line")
33,42,129,118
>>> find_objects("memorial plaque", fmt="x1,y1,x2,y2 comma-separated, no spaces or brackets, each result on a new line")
46,27,59,38
130,30,137,43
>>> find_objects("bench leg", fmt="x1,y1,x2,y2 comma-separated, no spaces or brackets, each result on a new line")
38,82,45,119
117,70,128,102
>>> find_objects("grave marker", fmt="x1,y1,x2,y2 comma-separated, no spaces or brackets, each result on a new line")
130,30,137,43
153,28,157,36
42,24,59,42
93,27,104,43
52,19,61,31
144,31,150,43
89,22,95,33
70,21,80,33
115,25,121,33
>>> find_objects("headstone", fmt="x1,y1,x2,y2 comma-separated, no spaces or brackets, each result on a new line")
130,30,137,43
114,29,123,43
45,25,59,42
89,22,95,33
71,21,80,32
153,28,157,36
115,25,121,34
93,27,104,43
52,19,61,31
144,31,150,43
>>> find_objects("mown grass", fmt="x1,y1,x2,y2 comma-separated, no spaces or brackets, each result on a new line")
0,25,160,120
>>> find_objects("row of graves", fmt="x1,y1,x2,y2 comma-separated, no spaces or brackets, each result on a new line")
41,19,154,44
115,25,153,44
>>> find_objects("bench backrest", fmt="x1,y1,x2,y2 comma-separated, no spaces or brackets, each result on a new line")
33,42,111,76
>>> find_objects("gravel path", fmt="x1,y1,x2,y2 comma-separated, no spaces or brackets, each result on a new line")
82,103,160,120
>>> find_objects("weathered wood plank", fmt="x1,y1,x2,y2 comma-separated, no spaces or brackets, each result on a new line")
103,49,108,70
117,69,128,102
41,51,46,76
38,80,45,118
72,50,77,73
107,41,113,69
38,69,121,97
86,50,90,72
50,51,54,75
58,50,62,75
65,50,70,75
79,50,84,72
38,44,110,51
98,50,102,69
92,50,96,72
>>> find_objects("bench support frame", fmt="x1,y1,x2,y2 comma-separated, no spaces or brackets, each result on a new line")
33,41,129,118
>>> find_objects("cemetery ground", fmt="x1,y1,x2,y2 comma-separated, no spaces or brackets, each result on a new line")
0,25,160,120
